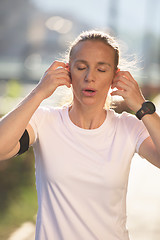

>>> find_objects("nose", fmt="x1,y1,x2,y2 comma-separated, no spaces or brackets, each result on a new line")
84,68,95,82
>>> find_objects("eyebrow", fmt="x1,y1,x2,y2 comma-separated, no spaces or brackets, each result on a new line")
97,61,111,67
75,60,111,67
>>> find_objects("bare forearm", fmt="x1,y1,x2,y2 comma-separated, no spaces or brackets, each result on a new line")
111,70,160,165
0,87,43,155
0,61,71,157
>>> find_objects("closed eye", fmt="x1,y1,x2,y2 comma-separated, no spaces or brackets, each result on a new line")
98,69,106,72
77,67,86,70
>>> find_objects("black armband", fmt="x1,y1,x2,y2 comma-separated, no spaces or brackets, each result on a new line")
17,129,30,155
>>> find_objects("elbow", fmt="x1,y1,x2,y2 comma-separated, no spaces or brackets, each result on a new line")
0,144,19,161
0,154,8,161
153,153,160,169
157,155,160,169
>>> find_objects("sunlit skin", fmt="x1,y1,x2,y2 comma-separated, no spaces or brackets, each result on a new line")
68,40,116,129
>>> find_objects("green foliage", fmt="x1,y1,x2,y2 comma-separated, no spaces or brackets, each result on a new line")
0,148,38,239
6,79,22,98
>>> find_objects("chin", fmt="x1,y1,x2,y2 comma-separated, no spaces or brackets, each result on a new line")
81,97,97,105
82,99,105,109
73,94,105,108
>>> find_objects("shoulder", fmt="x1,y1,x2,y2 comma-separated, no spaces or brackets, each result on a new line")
30,105,68,128
29,105,68,137
108,109,136,122
33,105,66,118
108,109,145,130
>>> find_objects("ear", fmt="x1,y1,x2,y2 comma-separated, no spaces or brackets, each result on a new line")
113,68,120,79
65,63,72,82
65,63,70,71
111,68,120,87
116,68,120,74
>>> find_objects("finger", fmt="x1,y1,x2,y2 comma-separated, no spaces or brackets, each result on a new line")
110,89,126,98
49,76,71,89
112,76,128,89
53,72,72,84
46,61,67,72
113,72,129,81
111,76,135,90
115,71,137,84
58,78,72,88
116,70,131,78
111,81,130,91
54,67,70,74
112,72,136,89
41,70,72,88
56,71,72,83
46,67,71,81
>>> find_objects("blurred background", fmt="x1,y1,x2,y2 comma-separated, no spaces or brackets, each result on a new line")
0,0,160,239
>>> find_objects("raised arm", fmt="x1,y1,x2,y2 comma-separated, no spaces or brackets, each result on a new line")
0,61,71,161
111,71,160,168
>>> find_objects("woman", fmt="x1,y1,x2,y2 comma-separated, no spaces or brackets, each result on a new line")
0,30,160,240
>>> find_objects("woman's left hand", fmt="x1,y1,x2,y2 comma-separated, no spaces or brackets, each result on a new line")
111,71,145,112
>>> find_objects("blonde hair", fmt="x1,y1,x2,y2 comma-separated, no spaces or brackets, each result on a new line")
68,30,119,71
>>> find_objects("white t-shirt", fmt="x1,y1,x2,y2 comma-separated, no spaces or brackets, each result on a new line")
29,106,149,240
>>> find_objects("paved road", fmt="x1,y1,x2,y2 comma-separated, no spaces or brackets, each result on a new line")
8,222,35,240
127,96,160,240
127,153,160,240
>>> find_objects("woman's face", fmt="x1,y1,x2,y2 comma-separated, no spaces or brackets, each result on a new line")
69,40,116,108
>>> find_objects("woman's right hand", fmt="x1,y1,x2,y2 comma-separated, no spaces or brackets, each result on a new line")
0,60,71,160
35,61,71,100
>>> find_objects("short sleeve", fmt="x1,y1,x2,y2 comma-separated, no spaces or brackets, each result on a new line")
29,107,48,144
120,112,150,154
135,126,149,154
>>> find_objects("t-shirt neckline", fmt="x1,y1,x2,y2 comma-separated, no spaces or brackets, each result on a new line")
63,106,111,134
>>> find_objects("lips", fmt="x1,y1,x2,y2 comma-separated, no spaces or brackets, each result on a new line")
82,88,97,97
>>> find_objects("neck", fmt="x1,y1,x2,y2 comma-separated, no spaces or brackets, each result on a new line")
68,103,107,130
